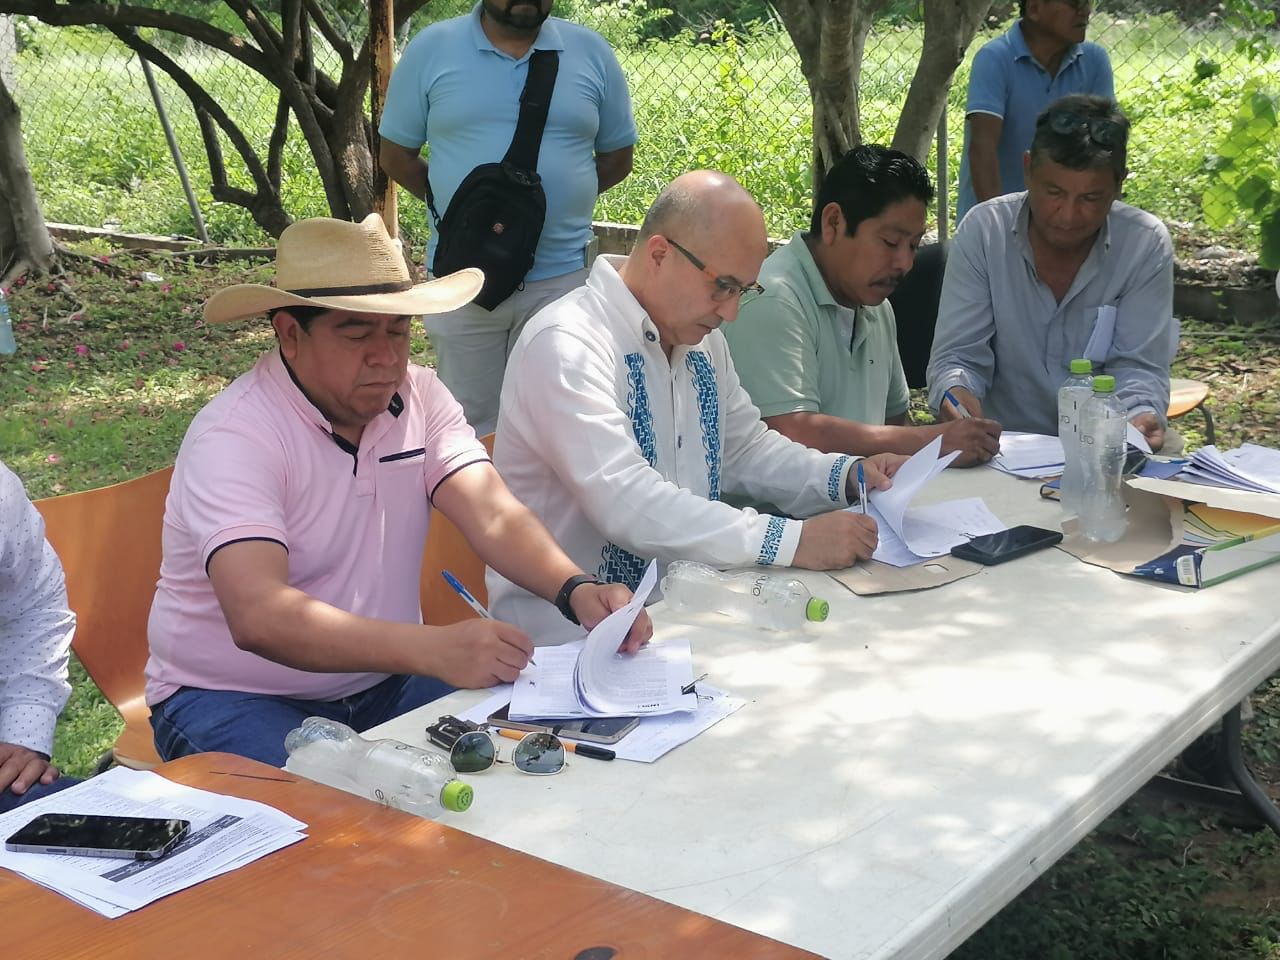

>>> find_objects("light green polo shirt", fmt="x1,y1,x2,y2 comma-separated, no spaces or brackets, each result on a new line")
725,232,910,426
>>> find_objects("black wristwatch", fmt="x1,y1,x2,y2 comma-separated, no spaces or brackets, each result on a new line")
554,573,599,625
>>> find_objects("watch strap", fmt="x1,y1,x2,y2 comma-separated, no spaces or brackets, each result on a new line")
554,573,599,625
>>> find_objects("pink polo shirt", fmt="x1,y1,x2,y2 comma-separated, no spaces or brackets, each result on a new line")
145,349,488,705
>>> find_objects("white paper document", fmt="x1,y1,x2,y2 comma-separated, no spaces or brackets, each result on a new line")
991,432,1065,479
1084,304,1117,363
609,684,747,762
508,562,697,719
0,767,306,917
870,497,1009,567
1180,443,1280,494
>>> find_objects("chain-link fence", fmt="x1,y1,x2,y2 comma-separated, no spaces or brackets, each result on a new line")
4,2,1278,252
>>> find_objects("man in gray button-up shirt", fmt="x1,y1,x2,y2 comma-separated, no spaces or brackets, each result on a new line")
928,94,1177,451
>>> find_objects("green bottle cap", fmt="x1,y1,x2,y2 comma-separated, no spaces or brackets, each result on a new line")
440,779,473,813
1092,374,1116,393
806,597,830,622
1070,359,1092,374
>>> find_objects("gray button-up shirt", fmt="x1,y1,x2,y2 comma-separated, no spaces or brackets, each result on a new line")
927,192,1176,435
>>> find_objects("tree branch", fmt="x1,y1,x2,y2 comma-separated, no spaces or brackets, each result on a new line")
1,0,270,77
305,0,353,65
267,93,291,191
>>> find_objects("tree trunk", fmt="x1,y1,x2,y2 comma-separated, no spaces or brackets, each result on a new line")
773,0,889,197
891,0,992,162
0,75,55,285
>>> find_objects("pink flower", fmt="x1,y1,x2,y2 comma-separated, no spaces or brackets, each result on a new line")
16,322,31,333
31,363,46,374
161,284,172,293
172,341,186,352
75,344,89,356
119,340,130,350
46,454,60,464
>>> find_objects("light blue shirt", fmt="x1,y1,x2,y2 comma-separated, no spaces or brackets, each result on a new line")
956,22,1113,221
927,193,1177,436
380,5,636,281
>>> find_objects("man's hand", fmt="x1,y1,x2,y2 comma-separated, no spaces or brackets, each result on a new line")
938,386,983,421
426,619,535,688
569,583,652,654
0,742,58,796
1130,412,1165,453
940,417,1002,467
843,456,899,504
793,511,879,570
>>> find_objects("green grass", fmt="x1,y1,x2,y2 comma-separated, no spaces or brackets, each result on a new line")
13,14,1280,251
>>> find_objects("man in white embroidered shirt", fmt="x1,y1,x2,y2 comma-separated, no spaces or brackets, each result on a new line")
489,170,906,644
0,460,78,813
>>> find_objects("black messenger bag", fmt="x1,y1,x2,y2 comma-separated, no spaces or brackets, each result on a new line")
427,50,559,311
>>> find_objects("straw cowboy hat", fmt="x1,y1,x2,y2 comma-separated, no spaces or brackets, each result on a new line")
203,213,483,324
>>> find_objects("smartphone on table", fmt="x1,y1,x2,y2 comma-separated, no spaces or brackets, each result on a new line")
487,705,639,744
5,813,190,860
950,524,1063,566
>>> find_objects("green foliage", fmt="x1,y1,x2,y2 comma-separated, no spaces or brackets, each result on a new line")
1203,82,1280,268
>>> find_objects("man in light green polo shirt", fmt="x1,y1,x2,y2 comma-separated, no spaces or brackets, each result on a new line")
725,146,1001,467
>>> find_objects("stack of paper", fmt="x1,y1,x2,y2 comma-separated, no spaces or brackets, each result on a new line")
0,767,306,917
991,432,1065,479
509,562,698,720
857,436,1008,567
1180,444,1280,494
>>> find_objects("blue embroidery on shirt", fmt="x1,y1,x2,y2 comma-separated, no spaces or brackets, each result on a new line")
624,352,656,467
757,516,786,565
828,455,852,503
685,351,721,501
598,543,648,591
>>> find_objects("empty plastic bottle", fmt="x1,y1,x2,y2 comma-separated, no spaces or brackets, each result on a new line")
284,717,472,818
660,560,830,632
1078,374,1129,543
1057,358,1094,515
0,289,15,355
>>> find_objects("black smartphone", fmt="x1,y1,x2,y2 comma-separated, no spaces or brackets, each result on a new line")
5,813,191,860
487,705,639,744
950,525,1063,566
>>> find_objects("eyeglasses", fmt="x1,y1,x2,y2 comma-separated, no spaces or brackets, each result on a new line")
1037,109,1123,151
427,715,566,776
665,237,764,302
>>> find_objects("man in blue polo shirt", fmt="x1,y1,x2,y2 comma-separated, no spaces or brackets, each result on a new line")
956,0,1113,221
379,1,636,436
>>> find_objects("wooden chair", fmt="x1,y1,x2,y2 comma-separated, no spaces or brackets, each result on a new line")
420,433,496,626
34,467,172,772
1168,377,1216,446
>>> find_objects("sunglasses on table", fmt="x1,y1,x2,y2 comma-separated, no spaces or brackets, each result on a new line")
1037,109,1123,151
665,237,765,301
426,714,566,776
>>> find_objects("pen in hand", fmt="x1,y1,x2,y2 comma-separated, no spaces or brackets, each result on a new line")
943,389,972,420
856,462,867,515
441,569,536,666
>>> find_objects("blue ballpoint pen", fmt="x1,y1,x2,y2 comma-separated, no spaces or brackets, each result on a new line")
441,570,536,665
856,462,867,514
943,389,972,420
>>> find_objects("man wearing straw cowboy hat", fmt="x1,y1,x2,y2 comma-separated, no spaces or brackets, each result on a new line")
144,214,650,767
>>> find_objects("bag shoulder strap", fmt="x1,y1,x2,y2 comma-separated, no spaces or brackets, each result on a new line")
423,49,559,227
504,49,560,171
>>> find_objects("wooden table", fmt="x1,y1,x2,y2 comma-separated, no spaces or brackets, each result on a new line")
0,753,817,960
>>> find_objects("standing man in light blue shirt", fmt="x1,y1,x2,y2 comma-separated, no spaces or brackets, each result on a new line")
380,1,636,435
956,0,1113,221
929,96,1177,452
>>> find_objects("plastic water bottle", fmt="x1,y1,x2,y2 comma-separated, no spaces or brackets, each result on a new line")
1057,358,1093,514
1078,375,1129,543
0,289,16,355
284,717,472,818
660,560,830,632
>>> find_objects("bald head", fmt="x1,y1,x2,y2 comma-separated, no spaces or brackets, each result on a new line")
635,170,767,256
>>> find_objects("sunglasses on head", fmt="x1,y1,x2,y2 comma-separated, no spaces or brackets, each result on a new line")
1038,109,1122,151
427,715,566,776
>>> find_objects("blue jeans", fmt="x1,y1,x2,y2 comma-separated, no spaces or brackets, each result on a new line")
150,674,454,767
0,776,82,814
